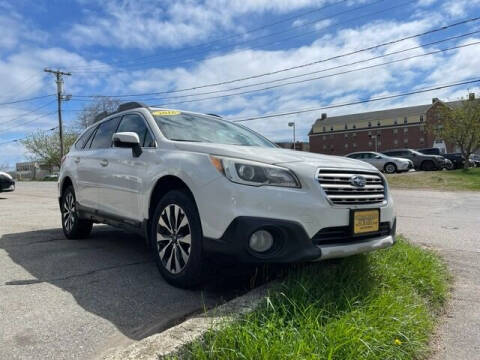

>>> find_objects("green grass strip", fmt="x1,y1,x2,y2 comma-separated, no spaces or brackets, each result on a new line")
386,168,480,191
179,237,449,360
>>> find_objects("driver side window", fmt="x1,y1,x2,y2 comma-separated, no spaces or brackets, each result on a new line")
116,114,155,147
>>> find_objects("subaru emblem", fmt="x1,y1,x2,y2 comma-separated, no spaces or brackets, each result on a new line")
350,175,366,187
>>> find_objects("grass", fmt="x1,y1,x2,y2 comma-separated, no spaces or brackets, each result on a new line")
177,237,449,360
386,168,480,191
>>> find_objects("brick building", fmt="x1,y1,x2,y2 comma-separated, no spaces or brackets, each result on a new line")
308,95,476,155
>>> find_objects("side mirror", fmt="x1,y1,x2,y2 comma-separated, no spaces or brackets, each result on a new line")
113,132,142,157
375,155,382,159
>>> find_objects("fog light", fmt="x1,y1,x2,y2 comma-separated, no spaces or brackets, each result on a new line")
249,230,274,253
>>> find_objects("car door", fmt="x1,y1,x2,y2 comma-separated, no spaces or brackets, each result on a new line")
368,153,385,170
99,113,156,222
80,116,121,212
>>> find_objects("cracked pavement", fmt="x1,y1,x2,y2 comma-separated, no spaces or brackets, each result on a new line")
1,183,478,359
0,182,250,360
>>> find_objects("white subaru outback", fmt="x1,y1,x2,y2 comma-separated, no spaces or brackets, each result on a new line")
59,102,396,288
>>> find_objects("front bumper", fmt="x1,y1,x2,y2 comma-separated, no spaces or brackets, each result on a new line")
203,216,396,263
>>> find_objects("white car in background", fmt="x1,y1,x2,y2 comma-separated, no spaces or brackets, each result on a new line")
346,151,413,174
58,102,396,288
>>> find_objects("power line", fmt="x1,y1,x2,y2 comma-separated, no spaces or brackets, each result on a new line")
0,99,57,126
0,111,58,134
73,15,480,99
0,94,55,106
68,0,350,71
228,78,480,123
0,126,58,146
148,40,480,106
72,0,405,74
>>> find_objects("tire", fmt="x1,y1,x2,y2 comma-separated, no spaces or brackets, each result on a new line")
61,186,93,239
150,190,204,288
421,160,436,171
446,161,454,170
384,162,397,174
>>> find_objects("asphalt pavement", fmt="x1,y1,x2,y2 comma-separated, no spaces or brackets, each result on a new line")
0,183,478,359
391,189,480,360
0,182,251,360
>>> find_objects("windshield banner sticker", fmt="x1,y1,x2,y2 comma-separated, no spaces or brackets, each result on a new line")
152,110,181,116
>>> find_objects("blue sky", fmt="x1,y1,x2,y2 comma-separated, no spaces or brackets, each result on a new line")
1,0,480,167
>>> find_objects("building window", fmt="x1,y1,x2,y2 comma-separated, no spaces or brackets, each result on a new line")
353,124,356,129
377,121,381,126
420,126,425,133
323,144,327,150
368,141,372,147
353,143,357,148
394,139,398,145
394,119,398,125
344,133,348,138
322,126,326,132
344,124,348,130
330,126,333,131
420,137,425,144
344,143,348,149
322,135,326,140
368,121,372,127
404,116,408,124
420,115,424,122
352,132,356,137
404,128,408,133
404,138,408,144
378,141,382,147
393,128,398,134
330,144,334,149
368,131,372,136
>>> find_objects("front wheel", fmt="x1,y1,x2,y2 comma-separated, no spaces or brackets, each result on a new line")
61,186,93,239
445,161,454,170
150,190,204,288
384,163,397,174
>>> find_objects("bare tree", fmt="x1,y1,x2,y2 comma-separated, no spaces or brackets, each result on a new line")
76,96,121,129
20,130,78,168
0,162,10,172
435,96,480,169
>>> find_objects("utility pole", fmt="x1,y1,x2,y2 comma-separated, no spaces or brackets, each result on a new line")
44,69,71,159
288,122,296,150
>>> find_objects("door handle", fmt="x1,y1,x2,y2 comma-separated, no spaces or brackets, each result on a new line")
100,159,109,167
74,157,80,164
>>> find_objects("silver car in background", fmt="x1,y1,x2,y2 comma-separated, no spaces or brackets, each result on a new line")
346,151,413,174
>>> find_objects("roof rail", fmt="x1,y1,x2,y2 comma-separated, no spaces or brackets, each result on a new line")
207,113,222,118
94,111,109,123
117,102,148,112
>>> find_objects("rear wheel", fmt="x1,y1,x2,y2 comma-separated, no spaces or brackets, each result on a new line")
421,160,436,171
384,163,397,174
61,186,93,239
445,161,454,170
150,190,204,288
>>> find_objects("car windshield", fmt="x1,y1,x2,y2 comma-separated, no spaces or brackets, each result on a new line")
151,110,276,147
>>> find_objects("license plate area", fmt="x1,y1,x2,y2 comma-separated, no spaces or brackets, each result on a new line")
351,209,380,236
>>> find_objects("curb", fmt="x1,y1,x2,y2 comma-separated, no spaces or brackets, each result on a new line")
100,282,274,360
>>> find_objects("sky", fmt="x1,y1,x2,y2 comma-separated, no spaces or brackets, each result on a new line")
1,0,480,168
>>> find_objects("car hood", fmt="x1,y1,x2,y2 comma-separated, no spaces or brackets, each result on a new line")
173,143,377,171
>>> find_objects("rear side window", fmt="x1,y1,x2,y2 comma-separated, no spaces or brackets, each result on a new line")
89,117,121,149
75,126,96,150
116,114,155,147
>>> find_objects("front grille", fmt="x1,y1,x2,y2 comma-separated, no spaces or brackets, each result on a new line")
312,222,391,245
316,169,385,205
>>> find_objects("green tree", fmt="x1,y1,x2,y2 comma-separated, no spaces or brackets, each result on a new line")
20,130,78,168
76,96,121,129
436,97,480,169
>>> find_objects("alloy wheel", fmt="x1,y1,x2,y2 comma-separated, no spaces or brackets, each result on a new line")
385,164,396,173
156,204,191,274
63,192,76,233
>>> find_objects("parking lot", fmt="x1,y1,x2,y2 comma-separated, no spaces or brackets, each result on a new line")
0,182,249,359
1,182,479,359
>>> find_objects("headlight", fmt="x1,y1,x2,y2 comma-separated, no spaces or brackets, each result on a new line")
209,156,301,188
